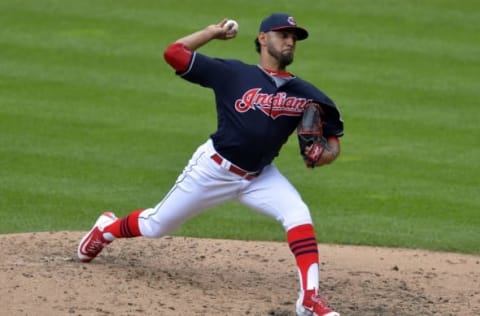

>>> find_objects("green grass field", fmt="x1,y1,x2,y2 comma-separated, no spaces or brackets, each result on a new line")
1,0,479,254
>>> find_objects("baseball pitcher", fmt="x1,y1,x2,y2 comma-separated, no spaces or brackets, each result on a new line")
78,13,343,316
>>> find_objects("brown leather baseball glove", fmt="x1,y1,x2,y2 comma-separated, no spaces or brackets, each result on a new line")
297,103,326,168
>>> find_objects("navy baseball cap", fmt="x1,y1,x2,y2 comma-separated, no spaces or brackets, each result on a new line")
259,13,309,40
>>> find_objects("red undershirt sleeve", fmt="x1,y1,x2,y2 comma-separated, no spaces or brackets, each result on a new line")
163,42,193,73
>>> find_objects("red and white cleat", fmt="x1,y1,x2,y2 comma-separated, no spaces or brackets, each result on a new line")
77,211,117,262
296,289,340,316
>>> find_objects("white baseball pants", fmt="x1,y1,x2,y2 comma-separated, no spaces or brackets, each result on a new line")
138,139,313,238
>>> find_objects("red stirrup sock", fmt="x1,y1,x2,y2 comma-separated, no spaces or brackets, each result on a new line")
104,209,143,238
287,224,319,290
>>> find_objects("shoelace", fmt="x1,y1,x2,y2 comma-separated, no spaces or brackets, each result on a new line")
86,237,106,254
304,290,333,311
310,293,328,306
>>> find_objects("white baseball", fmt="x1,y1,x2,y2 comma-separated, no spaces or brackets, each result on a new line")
225,19,239,34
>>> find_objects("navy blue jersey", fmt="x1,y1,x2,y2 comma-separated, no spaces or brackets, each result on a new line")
179,52,344,172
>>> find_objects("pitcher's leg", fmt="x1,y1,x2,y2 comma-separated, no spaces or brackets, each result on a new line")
77,177,207,262
108,146,242,238
104,182,210,240
137,179,223,238
78,139,241,262
238,165,321,306
102,147,215,239
239,165,313,230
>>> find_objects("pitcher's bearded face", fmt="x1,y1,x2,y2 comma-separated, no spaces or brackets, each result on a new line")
266,31,297,67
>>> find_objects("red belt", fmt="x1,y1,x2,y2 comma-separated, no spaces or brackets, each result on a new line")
210,153,260,180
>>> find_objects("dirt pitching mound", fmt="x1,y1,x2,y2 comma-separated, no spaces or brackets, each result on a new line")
0,232,479,315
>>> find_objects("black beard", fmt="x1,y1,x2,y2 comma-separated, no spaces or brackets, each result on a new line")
278,52,294,68
268,46,294,68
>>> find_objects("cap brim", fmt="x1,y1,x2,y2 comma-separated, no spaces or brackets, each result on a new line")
270,26,309,40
